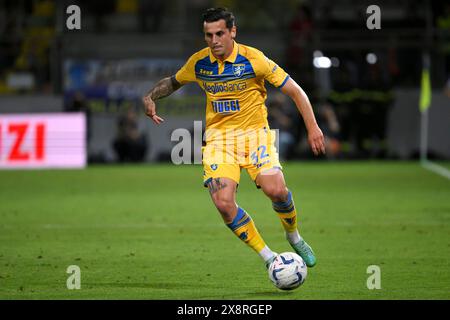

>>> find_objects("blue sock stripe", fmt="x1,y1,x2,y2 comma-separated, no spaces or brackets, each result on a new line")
273,202,294,210
227,207,252,231
272,191,293,209
273,205,295,214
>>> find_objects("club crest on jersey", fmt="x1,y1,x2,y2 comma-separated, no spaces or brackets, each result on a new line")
211,164,218,170
232,64,245,78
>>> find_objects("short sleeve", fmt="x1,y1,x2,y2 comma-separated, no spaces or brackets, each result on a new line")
175,55,197,85
262,56,290,88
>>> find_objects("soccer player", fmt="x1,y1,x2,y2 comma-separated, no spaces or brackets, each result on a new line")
142,8,325,269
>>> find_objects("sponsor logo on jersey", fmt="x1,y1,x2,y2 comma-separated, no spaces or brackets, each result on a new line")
202,81,247,94
199,69,213,75
211,99,240,114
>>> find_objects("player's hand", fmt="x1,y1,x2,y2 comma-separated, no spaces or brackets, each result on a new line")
307,125,326,156
143,95,164,124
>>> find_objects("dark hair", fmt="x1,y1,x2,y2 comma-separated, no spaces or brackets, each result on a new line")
202,7,235,29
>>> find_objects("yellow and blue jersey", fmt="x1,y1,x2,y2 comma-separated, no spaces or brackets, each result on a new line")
175,41,289,141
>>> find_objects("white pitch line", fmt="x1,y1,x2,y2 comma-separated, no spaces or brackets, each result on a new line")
421,160,450,180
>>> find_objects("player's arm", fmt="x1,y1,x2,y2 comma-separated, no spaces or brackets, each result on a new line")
281,77,326,156
142,75,182,124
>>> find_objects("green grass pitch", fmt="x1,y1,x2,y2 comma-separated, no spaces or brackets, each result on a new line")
0,162,449,299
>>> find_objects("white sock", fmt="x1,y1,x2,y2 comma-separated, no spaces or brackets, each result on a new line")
258,245,276,262
286,230,302,245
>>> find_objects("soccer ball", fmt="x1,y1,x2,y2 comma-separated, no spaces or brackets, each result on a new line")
268,252,307,290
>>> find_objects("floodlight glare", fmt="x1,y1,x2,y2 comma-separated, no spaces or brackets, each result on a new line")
313,56,332,68
366,53,377,64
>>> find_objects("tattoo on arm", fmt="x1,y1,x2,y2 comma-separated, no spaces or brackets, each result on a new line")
207,178,228,195
146,75,181,100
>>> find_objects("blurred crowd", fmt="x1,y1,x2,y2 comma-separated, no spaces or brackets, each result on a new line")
1,0,449,162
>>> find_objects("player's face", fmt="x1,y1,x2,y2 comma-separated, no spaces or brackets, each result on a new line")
203,19,236,60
